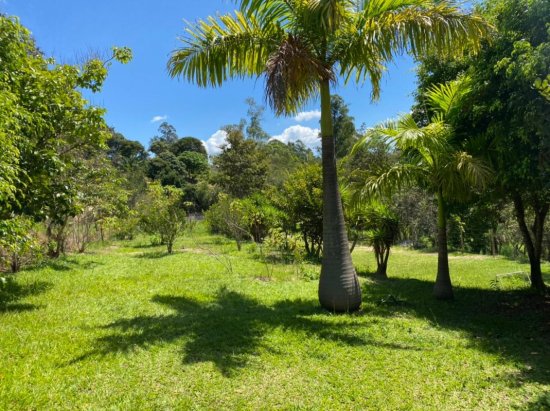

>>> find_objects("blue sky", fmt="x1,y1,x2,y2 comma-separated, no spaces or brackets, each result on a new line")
1,0,419,154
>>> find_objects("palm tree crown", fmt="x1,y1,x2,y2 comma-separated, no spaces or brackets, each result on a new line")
169,0,489,114
168,0,491,311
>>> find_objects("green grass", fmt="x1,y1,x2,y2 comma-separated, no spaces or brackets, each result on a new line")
1,225,549,410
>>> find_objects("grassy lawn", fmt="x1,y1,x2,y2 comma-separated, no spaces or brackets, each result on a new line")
1,224,549,410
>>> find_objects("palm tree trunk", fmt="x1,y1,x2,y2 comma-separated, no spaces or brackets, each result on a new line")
318,79,362,312
433,191,453,300
376,246,390,279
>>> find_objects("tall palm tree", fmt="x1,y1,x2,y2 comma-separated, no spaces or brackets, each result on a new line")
168,0,490,311
353,77,492,299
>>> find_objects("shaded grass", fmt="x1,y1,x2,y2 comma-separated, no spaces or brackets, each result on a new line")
1,227,549,410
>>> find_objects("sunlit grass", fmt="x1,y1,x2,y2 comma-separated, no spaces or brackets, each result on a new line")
1,225,549,410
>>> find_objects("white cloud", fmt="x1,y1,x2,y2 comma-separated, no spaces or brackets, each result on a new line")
294,110,321,122
203,129,228,156
150,115,168,123
271,125,320,151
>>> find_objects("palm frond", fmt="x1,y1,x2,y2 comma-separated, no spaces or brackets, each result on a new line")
335,31,386,98
309,0,355,32
168,12,282,86
437,151,492,201
425,75,471,117
236,0,294,27
359,0,492,60
350,162,422,203
265,34,334,115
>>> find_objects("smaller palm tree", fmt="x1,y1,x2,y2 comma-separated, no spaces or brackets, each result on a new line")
353,77,491,299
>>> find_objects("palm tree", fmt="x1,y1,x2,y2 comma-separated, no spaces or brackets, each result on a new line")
353,77,491,299
168,0,490,311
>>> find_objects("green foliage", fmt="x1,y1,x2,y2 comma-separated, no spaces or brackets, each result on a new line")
172,137,208,157
414,0,549,290
354,77,491,204
138,184,187,254
212,126,268,198
146,122,209,209
392,187,438,248
331,95,358,158
70,156,130,252
107,129,148,170
169,0,490,115
534,74,550,101
205,193,280,247
237,194,282,243
261,140,316,187
244,98,270,141
0,15,132,234
204,193,250,250
277,164,323,259
263,227,305,263
0,216,42,273
344,195,399,275
360,203,399,249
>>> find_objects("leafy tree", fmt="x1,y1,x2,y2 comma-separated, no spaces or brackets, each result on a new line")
172,137,208,157
245,98,270,141
69,156,130,251
206,193,280,246
107,129,148,170
106,129,148,207
277,164,324,260
205,194,251,250
150,122,179,155
0,91,19,209
362,203,399,278
354,78,491,299
466,0,549,292
212,126,268,198
261,139,316,187
148,151,189,188
534,74,550,101
147,123,209,207
0,216,41,273
168,0,490,311
392,187,437,248
138,183,187,254
0,15,131,240
331,95,358,158
238,194,282,242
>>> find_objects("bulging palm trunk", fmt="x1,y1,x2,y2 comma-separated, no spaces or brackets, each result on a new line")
433,192,453,300
318,80,362,312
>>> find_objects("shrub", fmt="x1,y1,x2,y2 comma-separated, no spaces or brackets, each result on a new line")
0,217,42,273
276,164,323,259
205,193,281,249
138,183,187,253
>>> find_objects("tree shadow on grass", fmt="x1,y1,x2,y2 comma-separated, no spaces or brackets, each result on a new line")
0,279,52,313
524,390,550,410
361,273,550,387
71,287,418,376
133,251,172,259
25,257,104,272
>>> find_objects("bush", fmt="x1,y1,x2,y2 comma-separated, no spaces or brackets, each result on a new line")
138,183,187,253
0,217,43,273
205,193,281,249
276,164,323,259
263,227,305,263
